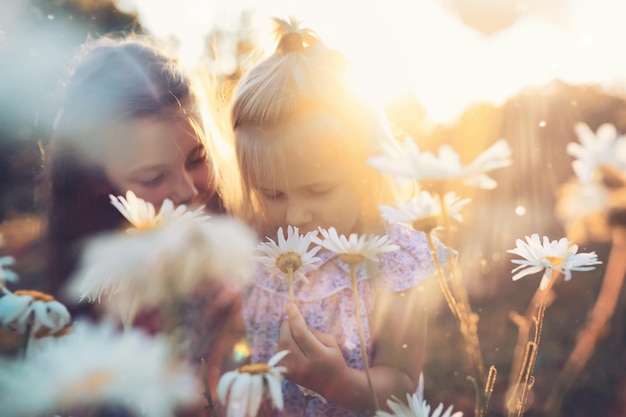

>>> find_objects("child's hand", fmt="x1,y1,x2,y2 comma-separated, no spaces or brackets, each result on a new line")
276,303,347,396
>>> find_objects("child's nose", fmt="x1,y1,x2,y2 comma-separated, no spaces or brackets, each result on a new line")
172,171,199,205
285,202,313,227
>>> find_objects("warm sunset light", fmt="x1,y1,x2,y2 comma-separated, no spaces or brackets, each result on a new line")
4,2,626,417
116,0,626,123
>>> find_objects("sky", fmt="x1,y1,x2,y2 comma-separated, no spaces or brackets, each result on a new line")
114,0,626,123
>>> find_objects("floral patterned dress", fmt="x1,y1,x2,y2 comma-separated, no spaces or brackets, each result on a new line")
242,223,449,417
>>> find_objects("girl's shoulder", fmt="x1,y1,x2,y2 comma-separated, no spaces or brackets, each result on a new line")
375,223,452,292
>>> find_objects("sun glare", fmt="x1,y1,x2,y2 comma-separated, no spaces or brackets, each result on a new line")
116,0,626,124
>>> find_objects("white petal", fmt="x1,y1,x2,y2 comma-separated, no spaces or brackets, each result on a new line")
267,350,289,367
265,373,284,410
46,301,71,330
228,373,252,417
31,302,56,331
511,266,544,281
245,375,263,417
0,294,31,325
217,371,238,404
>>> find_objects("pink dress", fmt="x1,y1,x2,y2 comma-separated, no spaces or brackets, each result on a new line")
242,223,449,417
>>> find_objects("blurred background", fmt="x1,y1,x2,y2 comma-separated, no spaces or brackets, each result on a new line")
1,0,625,416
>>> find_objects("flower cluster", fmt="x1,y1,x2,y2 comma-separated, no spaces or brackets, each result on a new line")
0,321,198,417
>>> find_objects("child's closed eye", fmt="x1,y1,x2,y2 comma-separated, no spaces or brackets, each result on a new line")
308,186,334,196
136,174,165,187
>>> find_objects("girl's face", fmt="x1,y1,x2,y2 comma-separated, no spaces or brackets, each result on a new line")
238,110,367,236
101,111,216,208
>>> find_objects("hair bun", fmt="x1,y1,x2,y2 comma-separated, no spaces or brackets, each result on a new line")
277,32,305,54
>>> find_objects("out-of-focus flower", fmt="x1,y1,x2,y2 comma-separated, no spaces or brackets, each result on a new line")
110,190,209,232
368,137,511,189
507,234,602,290
67,215,257,324
379,191,471,232
313,227,399,265
0,288,70,335
0,256,18,285
376,392,463,417
567,122,626,184
0,321,198,417
254,226,321,283
555,180,611,243
217,350,289,417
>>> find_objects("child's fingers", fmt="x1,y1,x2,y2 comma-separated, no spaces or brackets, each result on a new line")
309,327,338,348
277,318,305,358
286,303,323,357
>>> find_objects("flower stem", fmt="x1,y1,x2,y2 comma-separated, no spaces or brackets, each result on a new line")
426,231,490,417
507,269,560,416
348,263,380,411
19,322,33,358
300,396,311,417
201,358,218,417
544,228,626,416
288,267,295,305
506,341,537,417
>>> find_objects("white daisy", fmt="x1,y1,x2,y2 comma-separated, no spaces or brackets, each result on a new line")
368,137,511,189
507,234,602,290
379,191,471,232
0,288,70,335
110,190,210,232
313,227,399,265
0,321,198,417
0,256,19,285
254,226,321,283
376,392,463,417
217,350,289,417
67,215,257,324
567,122,626,184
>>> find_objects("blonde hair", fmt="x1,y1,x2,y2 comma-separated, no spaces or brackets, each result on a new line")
231,17,400,233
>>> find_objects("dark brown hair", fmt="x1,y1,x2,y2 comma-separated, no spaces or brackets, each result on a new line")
46,36,223,304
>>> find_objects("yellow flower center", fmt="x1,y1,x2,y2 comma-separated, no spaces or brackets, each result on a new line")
542,256,565,267
339,253,365,266
276,252,303,274
14,290,54,302
412,215,440,233
128,219,161,232
239,363,271,374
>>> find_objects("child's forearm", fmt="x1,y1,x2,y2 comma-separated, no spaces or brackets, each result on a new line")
322,364,418,415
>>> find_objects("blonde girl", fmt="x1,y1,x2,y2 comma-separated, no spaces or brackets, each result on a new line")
231,17,443,416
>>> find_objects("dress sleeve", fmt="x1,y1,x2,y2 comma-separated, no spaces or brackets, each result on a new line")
376,223,454,293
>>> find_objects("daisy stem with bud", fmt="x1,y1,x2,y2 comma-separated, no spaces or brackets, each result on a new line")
340,254,380,412
508,268,560,417
425,230,491,417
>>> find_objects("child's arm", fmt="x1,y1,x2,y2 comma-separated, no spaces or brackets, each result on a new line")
276,287,426,414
